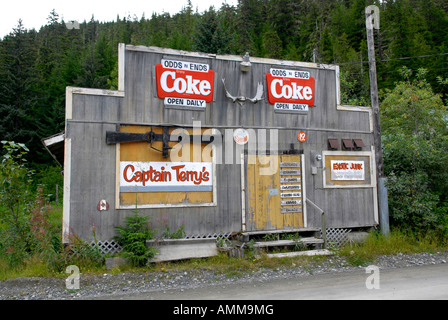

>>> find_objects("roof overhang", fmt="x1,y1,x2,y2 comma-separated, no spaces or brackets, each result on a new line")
42,132,64,167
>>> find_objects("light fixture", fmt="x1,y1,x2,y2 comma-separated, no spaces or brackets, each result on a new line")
240,52,251,72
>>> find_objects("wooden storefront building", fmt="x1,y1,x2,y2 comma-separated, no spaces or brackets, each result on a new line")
52,44,378,246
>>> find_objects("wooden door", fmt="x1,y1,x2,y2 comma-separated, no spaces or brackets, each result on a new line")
246,153,304,231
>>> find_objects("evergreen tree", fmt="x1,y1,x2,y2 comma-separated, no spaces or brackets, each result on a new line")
0,21,39,160
262,29,282,59
0,0,447,169
235,0,266,55
193,6,230,54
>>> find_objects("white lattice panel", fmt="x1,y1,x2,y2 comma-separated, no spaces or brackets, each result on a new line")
89,240,123,255
321,228,351,248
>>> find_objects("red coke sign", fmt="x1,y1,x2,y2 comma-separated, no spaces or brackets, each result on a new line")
156,59,215,102
266,68,315,107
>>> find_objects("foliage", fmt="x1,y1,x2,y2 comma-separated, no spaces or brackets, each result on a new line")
114,213,157,266
156,216,186,239
339,228,446,267
1,1,447,166
380,67,447,135
62,232,104,270
0,141,34,229
31,164,63,204
380,68,448,235
0,22,39,156
193,6,230,54
28,187,59,269
0,219,31,268
0,141,102,272
0,141,41,268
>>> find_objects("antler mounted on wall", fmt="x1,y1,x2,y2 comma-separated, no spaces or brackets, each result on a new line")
222,78,264,106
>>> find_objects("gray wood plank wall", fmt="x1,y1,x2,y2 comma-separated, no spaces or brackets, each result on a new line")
65,45,377,241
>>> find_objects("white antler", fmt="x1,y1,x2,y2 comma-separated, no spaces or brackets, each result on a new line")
222,78,263,105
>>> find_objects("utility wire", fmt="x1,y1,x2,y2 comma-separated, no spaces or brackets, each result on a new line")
342,66,448,76
337,52,448,66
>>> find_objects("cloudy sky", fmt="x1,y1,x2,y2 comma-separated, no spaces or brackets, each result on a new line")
1,0,238,38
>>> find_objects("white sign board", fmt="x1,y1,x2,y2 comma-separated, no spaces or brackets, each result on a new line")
164,97,206,109
281,200,302,206
280,192,301,198
280,185,301,191
269,68,310,79
161,59,210,72
330,160,365,181
274,103,309,113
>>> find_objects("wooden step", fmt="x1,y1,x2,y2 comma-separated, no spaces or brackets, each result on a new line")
241,228,320,237
266,249,333,258
253,237,323,248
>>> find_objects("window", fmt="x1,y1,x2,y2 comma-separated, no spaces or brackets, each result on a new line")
342,139,354,150
328,138,339,150
353,139,365,150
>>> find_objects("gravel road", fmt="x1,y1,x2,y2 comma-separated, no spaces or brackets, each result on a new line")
1,251,447,300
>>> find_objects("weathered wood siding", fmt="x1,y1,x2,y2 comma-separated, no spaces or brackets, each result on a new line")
64,45,377,242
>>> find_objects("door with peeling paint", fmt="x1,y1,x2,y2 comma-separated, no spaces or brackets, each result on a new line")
246,153,304,231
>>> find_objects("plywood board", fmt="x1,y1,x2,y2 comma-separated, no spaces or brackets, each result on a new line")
118,125,214,207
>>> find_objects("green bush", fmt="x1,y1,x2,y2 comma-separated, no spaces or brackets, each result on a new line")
31,164,63,204
114,213,157,267
0,141,103,275
0,141,34,228
380,68,448,236
0,141,35,268
61,233,104,271
157,216,186,239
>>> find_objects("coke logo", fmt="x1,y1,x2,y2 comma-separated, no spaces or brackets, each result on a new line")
266,73,315,106
156,64,215,102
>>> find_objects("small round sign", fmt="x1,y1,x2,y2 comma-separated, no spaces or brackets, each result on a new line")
97,199,109,211
297,131,307,143
233,128,249,145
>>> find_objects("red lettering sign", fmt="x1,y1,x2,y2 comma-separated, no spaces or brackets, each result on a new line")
156,64,215,102
123,164,210,186
266,73,315,106
120,162,212,191
332,162,349,170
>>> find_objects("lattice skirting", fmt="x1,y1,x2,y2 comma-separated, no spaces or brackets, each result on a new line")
321,228,351,248
88,240,123,256
185,232,233,244
89,232,233,255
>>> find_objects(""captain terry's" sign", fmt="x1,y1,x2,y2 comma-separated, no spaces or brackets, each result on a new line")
120,161,213,192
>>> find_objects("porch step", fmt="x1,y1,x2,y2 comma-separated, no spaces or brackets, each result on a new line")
253,237,323,249
147,238,218,262
266,249,333,258
241,228,320,238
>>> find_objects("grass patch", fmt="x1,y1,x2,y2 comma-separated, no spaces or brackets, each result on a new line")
338,229,447,266
0,255,57,280
2,202,447,281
